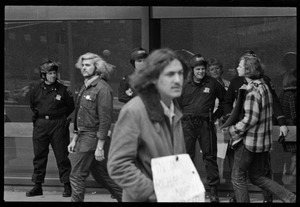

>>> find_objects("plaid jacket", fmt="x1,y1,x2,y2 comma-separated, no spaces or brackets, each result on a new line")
229,79,273,152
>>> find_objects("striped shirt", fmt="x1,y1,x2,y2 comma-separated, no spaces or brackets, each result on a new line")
229,79,273,152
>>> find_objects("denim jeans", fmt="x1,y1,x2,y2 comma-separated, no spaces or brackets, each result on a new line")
69,131,98,202
226,144,273,201
90,138,122,202
70,150,95,202
231,142,296,203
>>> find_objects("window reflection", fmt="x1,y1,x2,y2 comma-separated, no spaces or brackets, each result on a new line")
161,17,296,95
5,20,141,122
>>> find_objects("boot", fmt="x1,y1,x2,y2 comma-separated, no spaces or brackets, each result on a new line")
62,182,72,197
26,183,43,197
210,186,219,203
263,192,273,203
229,195,237,203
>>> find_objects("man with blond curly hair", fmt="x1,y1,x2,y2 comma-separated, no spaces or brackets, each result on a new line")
68,52,121,202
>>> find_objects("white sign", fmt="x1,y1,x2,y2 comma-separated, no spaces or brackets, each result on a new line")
217,142,228,159
151,154,206,202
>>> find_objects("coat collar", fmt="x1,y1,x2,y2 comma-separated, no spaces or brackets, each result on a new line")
40,80,59,89
139,86,182,123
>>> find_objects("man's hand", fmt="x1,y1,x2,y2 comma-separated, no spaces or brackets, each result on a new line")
125,88,133,96
95,138,105,162
279,125,289,137
68,134,78,153
95,147,105,162
221,127,230,135
220,113,230,124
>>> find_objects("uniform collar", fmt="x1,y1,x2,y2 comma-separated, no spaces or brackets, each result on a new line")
187,74,210,86
40,80,58,89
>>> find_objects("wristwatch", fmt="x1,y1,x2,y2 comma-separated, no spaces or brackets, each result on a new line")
97,146,103,151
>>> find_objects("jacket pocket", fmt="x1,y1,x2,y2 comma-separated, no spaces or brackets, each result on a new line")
82,92,97,110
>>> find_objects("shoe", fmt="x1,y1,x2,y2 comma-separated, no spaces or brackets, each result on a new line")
26,183,43,197
62,183,72,197
210,186,220,203
229,195,237,203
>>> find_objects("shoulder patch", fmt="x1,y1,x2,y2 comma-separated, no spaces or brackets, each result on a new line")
67,88,73,97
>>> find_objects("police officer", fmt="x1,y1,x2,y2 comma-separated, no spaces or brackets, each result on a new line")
118,47,148,103
27,60,75,197
177,54,226,203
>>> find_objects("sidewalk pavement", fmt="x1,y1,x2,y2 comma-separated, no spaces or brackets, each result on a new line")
3,185,283,203
3,186,117,202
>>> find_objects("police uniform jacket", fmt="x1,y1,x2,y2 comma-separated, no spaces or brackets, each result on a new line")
178,75,226,119
29,80,74,118
118,74,136,103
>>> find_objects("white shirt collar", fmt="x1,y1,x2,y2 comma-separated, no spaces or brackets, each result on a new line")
84,75,99,88
160,100,175,125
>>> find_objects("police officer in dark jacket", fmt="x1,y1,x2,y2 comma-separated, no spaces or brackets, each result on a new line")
118,47,148,103
27,60,75,197
223,50,288,203
177,54,226,203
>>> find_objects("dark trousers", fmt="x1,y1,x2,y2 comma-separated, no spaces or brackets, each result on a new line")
231,142,296,203
31,118,71,184
90,139,122,202
182,118,220,187
226,144,273,201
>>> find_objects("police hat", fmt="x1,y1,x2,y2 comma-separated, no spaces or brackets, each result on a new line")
189,54,207,69
40,60,59,73
130,47,148,61
281,52,296,69
240,50,257,58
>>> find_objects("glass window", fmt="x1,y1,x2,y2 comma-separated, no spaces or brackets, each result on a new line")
5,20,141,122
161,16,297,186
161,17,296,95
4,19,142,181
